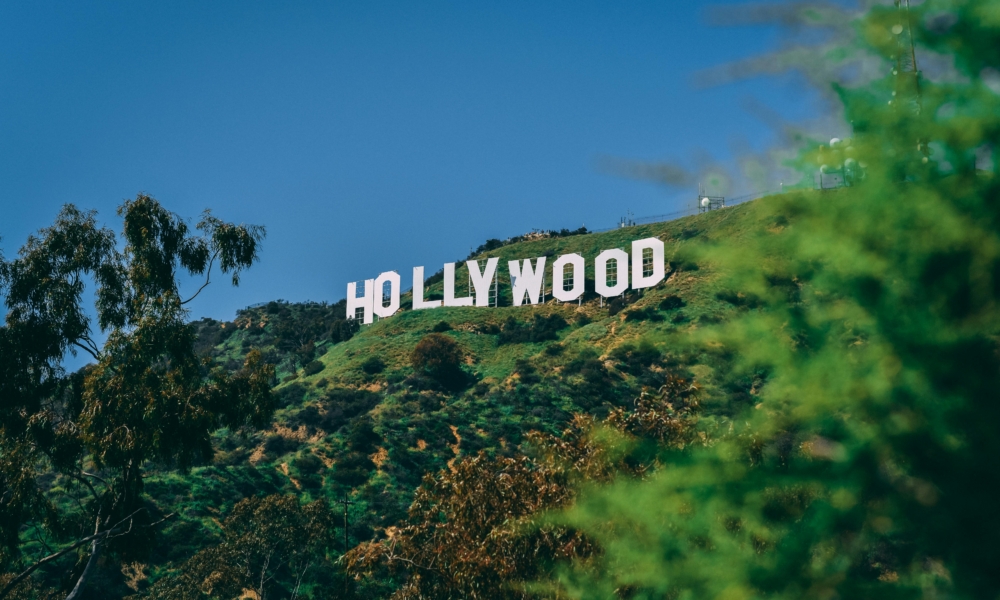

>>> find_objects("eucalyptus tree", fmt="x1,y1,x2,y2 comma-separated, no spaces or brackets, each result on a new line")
0,194,275,598
143,495,337,600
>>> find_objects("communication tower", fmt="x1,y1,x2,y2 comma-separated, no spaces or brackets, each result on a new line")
618,209,635,228
697,185,725,213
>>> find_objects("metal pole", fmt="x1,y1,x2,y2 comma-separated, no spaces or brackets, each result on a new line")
339,496,355,596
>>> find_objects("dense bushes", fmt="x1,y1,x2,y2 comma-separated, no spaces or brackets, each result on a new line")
318,388,381,432
302,359,324,376
497,314,568,345
431,320,452,332
360,355,385,374
658,294,686,311
145,495,337,600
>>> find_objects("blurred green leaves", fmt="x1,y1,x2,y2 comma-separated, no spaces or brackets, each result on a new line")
551,1,1000,598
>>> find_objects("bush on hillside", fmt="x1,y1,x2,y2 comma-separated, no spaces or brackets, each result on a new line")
497,314,568,345
360,355,386,374
513,359,540,385
411,333,462,375
658,295,686,311
432,320,453,332
545,343,565,356
610,341,661,377
292,452,324,475
347,418,381,454
411,333,473,392
263,434,300,457
275,382,308,408
623,307,665,322
303,360,324,376
318,387,381,432
331,452,376,487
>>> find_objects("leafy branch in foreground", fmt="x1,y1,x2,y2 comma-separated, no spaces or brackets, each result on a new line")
549,2,1000,599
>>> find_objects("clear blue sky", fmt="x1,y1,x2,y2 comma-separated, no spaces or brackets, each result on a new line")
1,1,825,330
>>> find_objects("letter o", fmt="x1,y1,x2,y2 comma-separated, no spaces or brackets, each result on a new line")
373,271,401,317
595,249,628,297
552,253,585,302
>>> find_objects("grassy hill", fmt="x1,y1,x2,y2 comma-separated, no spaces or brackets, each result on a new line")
143,195,779,588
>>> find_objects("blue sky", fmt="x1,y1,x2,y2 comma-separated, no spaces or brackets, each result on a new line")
1,1,827,334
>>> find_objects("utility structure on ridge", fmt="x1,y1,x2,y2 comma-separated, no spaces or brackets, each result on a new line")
697,184,725,213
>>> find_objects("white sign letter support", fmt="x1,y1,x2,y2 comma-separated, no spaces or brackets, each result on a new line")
595,249,628,297
551,253,584,302
444,262,474,307
631,237,665,289
412,266,441,310
373,271,401,318
468,257,499,307
346,279,375,324
508,257,547,306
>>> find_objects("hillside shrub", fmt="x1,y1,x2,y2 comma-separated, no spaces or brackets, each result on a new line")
347,418,381,453
144,495,336,600
658,294,686,311
514,359,541,385
715,289,762,309
610,341,661,377
302,359,324,376
411,333,466,389
263,434,300,457
431,320,453,332
623,307,665,322
291,452,324,475
607,292,640,316
360,355,386,374
331,452,376,487
274,382,308,408
497,314,569,345
318,388,380,432
545,342,565,356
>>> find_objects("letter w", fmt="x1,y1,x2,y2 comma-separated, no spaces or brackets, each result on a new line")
508,257,547,306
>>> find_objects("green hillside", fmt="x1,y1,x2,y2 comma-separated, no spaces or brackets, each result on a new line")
140,195,779,590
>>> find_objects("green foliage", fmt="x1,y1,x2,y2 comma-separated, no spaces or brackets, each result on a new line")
0,195,273,597
657,294,685,311
303,360,325,376
346,377,700,599
497,314,569,345
430,320,452,333
142,495,336,600
359,356,386,375
549,2,1000,598
409,333,467,391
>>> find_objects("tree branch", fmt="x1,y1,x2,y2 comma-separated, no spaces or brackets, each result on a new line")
0,509,174,600
71,341,99,361
181,252,217,305
64,536,101,600
80,471,111,492
0,528,107,600
66,473,101,504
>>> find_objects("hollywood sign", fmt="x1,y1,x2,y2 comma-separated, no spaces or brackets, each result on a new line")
346,237,665,324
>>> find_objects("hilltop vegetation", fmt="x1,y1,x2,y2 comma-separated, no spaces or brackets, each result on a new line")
132,198,782,596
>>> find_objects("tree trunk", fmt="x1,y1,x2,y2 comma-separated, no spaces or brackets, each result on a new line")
65,537,102,600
